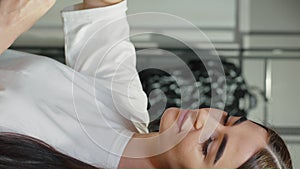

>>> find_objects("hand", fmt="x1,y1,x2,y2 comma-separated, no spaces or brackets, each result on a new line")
83,0,124,9
0,0,56,54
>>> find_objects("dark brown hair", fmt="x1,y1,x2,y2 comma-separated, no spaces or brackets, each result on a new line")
238,126,293,169
0,128,293,169
0,132,99,169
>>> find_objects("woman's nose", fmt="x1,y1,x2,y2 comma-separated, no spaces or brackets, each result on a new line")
194,109,208,130
195,108,227,143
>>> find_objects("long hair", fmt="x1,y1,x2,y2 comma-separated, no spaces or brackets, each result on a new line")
238,126,293,169
0,128,293,169
0,132,98,169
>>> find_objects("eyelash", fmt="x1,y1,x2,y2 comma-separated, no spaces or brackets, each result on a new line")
202,137,213,157
202,113,230,157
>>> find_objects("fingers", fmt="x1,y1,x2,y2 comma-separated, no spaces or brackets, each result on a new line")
0,0,56,14
0,0,56,29
0,0,56,54
102,0,124,4
83,0,124,9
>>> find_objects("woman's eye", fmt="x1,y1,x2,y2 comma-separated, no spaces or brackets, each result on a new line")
202,137,213,156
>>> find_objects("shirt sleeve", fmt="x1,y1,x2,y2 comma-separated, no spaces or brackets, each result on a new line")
61,1,149,132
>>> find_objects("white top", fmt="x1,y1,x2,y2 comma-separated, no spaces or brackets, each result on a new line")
0,1,149,168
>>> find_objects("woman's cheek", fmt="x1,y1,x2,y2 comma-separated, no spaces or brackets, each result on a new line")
167,135,205,169
159,108,180,132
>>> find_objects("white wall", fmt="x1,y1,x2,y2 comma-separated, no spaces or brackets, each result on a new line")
127,0,235,28
241,0,300,49
249,0,300,32
13,0,236,47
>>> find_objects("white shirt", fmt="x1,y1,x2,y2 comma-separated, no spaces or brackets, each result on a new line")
0,1,149,168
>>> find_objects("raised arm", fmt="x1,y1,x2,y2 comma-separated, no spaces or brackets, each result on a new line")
63,0,129,76
62,0,149,133
0,0,56,54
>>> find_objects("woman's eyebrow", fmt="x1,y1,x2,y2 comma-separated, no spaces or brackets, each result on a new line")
214,134,228,164
213,117,247,164
232,116,248,126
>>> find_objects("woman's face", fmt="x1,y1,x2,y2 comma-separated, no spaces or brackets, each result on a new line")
159,108,268,168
